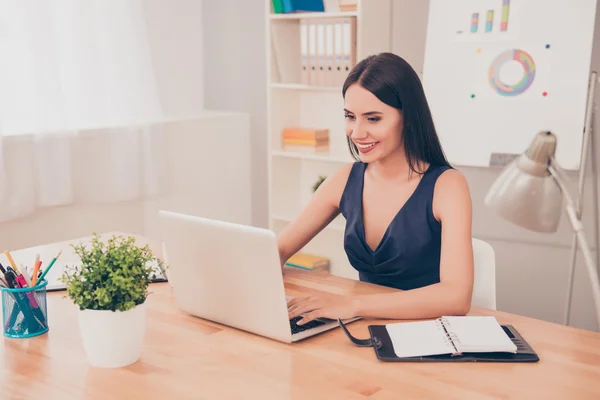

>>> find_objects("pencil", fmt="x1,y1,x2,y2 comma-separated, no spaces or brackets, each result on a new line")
32,258,42,286
3,251,19,274
38,250,62,282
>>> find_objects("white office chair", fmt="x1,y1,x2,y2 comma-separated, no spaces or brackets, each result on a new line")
471,238,497,310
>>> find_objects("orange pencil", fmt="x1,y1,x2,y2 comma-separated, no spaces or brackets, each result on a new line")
32,254,41,286
3,250,19,274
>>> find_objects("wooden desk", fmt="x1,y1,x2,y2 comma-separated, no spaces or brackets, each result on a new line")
2,235,600,399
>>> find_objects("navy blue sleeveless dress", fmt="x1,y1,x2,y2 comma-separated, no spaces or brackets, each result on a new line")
339,162,452,290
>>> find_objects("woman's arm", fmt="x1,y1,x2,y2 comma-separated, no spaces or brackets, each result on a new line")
288,169,474,324
277,164,353,266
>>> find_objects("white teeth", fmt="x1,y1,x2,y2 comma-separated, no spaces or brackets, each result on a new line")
356,142,378,149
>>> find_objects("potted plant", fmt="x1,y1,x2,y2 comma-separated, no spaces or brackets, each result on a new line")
59,233,166,368
312,175,327,193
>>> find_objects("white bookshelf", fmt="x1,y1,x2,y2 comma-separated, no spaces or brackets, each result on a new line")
266,0,392,279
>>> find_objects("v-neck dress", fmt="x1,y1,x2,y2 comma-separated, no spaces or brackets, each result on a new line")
339,161,452,290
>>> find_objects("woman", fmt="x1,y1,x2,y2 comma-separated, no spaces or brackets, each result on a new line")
280,53,474,325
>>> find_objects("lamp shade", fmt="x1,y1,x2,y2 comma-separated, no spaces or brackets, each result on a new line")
484,131,563,233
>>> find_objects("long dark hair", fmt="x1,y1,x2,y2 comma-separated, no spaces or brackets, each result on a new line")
342,52,450,174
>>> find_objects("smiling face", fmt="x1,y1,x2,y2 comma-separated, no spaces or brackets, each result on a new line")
344,83,404,163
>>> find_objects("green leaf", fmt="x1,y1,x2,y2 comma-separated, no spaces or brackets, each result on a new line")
58,233,169,312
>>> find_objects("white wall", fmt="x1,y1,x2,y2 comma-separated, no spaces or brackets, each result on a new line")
142,0,205,118
201,0,600,330
0,113,252,252
201,0,269,228
0,2,253,253
392,0,600,331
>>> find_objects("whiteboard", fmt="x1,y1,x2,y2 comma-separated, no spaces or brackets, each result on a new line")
422,0,598,170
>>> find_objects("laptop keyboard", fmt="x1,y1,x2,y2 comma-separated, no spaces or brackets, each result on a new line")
289,316,327,334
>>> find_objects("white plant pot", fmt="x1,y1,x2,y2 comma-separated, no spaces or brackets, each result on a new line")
77,302,147,368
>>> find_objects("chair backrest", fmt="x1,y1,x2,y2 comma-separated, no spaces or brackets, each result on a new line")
471,238,497,310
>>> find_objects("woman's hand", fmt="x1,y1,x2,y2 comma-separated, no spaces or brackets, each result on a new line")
287,293,360,325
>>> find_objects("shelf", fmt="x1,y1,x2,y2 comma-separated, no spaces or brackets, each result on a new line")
271,214,346,231
267,0,392,281
272,150,354,164
270,83,341,92
270,11,358,20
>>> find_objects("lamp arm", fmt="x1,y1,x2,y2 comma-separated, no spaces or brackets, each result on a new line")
564,202,600,330
549,157,600,330
548,157,578,213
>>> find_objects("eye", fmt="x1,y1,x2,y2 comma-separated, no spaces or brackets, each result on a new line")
344,113,355,120
367,117,380,122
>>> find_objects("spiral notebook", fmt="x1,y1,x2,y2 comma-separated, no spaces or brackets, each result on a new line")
338,316,539,362
386,316,517,358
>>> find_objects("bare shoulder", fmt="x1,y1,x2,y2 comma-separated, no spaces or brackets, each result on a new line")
330,162,354,185
436,168,470,192
432,168,472,220
313,162,355,208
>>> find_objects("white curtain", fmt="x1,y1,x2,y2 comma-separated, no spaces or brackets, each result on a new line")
0,0,166,222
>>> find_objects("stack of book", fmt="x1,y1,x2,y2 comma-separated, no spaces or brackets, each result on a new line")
338,0,357,12
285,252,330,272
282,128,329,153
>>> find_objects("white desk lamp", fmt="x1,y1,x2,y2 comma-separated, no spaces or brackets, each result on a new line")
485,130,600,330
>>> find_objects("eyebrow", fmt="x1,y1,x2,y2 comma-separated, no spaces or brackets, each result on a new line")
344,109,383,116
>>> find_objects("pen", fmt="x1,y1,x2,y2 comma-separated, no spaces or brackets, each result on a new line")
4,268,17,288
37,250,62,282
0,261,6,275
15,270,45,318
16,273,29,289
5,269,46,332
4,269,21,330
20,265,32,287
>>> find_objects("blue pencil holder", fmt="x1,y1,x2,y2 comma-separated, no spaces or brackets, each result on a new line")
1,279,49,338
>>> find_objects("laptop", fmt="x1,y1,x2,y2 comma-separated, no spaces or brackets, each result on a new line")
158,210,360,343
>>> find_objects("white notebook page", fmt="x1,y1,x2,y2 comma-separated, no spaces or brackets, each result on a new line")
386,320,457,358
443,316,517,353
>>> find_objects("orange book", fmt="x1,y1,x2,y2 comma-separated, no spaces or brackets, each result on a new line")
282,137,329,146
285,252,329,270
282,128,329,141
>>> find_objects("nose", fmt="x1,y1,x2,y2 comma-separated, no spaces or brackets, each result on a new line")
349,120,368,140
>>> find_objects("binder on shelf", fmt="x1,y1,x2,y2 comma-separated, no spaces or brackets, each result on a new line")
341,17,356,83
324,21,334,86
316,22,326,86
308,20,318,85
281,0,325,13
300,20,309,84
272,0,284,14
292,16,356,87
339,316,540,363
332,17,356,86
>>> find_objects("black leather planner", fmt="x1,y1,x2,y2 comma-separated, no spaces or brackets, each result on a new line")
338,318,540,363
